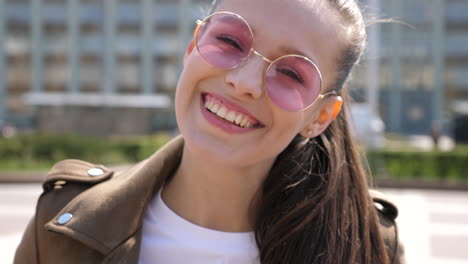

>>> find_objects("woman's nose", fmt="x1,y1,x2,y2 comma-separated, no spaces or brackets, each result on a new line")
224,55,267,100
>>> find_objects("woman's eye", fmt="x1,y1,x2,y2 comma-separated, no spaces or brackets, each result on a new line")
216,36,243,52
277,68,303,83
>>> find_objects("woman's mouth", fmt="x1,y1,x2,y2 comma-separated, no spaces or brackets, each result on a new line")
202,93,262,129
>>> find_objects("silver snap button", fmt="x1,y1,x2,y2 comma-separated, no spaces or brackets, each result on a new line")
57,213,73,225
87,168,104,177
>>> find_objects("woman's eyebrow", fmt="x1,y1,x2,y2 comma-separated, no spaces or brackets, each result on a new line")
278,45,307,57
278,45,316,62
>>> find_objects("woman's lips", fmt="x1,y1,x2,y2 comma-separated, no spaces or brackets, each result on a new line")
200,93,264,133
203,93,262,128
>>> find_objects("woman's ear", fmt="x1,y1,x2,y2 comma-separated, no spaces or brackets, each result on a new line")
184,38,196,60
300,96,343,138
182,38,196,66
184,25,200,60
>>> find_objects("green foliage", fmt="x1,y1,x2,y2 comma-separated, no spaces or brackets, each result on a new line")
367,148,468,182
2,133,468,183
0,133,173,171
114,133,173,162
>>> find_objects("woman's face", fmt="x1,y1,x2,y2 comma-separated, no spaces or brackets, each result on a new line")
175,0,344,169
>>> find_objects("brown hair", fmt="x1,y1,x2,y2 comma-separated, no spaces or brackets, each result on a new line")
208,1,389,263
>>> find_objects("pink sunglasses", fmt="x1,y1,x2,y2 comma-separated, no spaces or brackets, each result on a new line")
194,11,334,112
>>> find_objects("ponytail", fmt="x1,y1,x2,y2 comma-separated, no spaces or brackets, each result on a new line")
255,91,389,264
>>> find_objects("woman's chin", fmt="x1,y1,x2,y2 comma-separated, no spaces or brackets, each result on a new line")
185,133,245,164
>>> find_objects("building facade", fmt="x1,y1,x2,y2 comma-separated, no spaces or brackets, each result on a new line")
1,0,212,135
353,0,468,139
0,0,467,138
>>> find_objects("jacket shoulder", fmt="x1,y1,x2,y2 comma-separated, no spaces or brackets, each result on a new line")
369,189,398,221
42,159,114,192
15,160,114,264
369,189,406,264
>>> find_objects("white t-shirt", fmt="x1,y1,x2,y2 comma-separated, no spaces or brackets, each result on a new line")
138,189,260,264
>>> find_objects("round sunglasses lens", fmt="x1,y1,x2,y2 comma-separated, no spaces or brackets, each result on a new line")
196,13,253,69
265,56,322,111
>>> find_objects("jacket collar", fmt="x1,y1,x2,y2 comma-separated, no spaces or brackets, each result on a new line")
45,136,184,255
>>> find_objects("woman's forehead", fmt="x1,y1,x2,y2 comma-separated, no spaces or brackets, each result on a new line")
215,0,334,22
214,0,344,55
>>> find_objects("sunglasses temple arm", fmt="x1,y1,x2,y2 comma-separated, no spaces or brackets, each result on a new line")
317,91,337,100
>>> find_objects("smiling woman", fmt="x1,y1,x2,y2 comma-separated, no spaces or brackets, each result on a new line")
14,0,405,264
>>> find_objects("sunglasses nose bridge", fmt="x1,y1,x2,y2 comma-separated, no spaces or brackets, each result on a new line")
225,52,268,100
237,49,272,79
252,50,272,64
237,49,271,76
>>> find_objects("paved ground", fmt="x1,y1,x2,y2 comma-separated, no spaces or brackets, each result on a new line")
0,184,42,264
384,188,468,264
1,184,467,264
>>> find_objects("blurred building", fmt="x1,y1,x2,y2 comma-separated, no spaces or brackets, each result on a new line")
0,0,211,135
0,0,467,139
352,0,468,141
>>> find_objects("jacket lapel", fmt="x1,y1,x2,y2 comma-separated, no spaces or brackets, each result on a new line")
45,136,184,258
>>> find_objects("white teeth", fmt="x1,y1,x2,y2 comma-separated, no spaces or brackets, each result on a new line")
211,104,220,113
240,118,248,127
208,101,215,109
205,96,257,128
216,106,228,119
225,111,236,122
234,114,243,125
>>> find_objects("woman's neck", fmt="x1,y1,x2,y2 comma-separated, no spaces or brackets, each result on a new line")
162,144,273,232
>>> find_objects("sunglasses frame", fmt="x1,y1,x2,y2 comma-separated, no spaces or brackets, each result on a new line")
194,11,336,112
